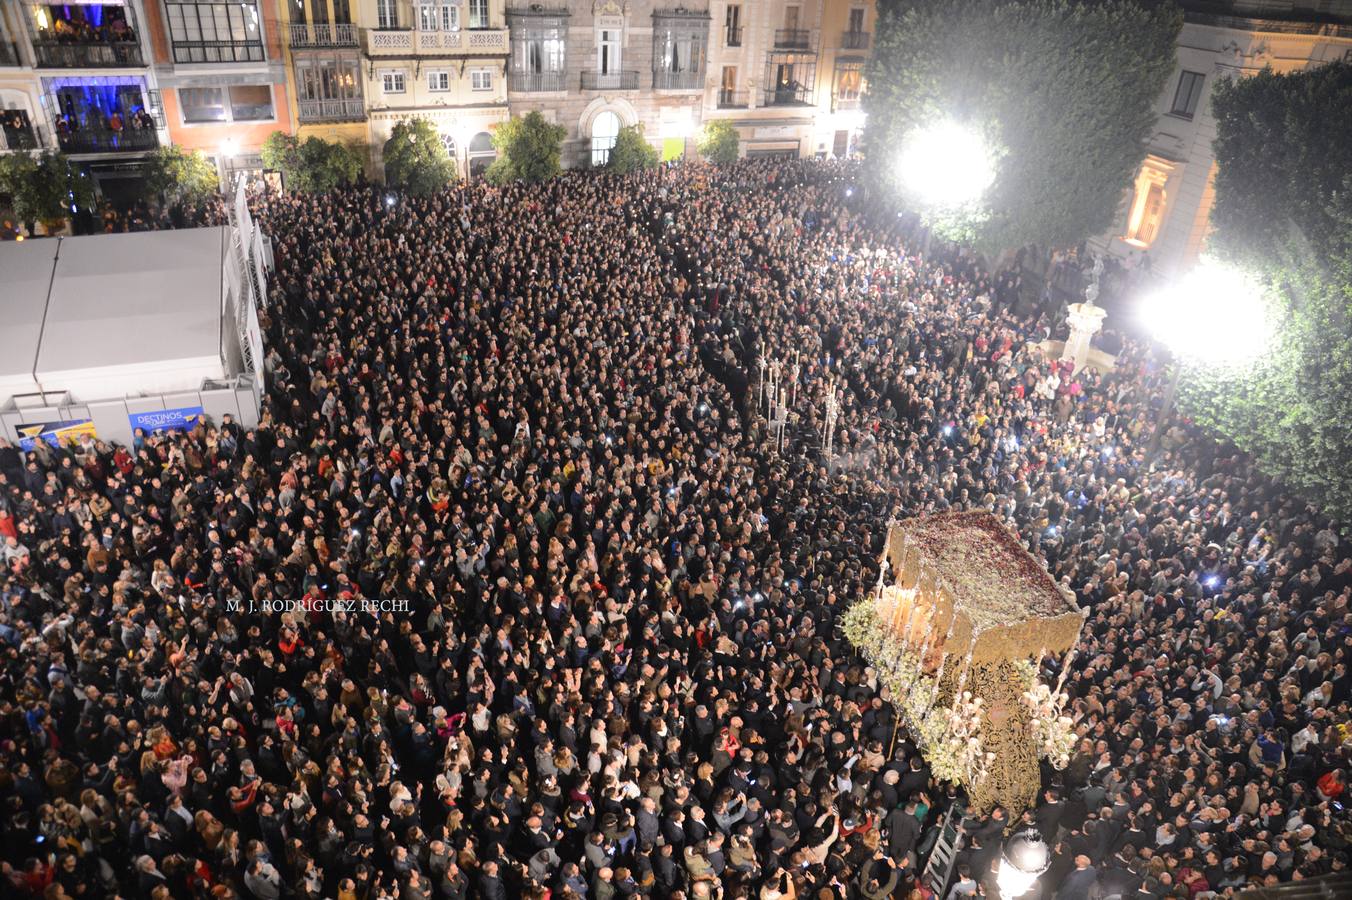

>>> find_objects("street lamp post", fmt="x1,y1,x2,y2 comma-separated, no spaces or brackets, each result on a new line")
897,119,996,210
995,829,1051,899
1139,257,1273,457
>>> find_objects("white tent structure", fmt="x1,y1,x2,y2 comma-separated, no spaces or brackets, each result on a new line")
0,187,269,447
25,228,229,400
0,239,55,402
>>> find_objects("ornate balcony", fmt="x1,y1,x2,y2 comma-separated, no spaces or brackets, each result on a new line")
773,28,811,49
465,28,508,52
296,98,365,122
833,93,861,111
289,23,358,47
32,40,145,68
365,26,506,55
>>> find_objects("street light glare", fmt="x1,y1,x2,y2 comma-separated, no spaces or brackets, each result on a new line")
1139,258,1272,366
898,119,996,208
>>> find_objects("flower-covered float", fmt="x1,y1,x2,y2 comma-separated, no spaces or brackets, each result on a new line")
843,511,1086,816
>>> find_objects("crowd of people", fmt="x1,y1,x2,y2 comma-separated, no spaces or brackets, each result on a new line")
0,159,1348,900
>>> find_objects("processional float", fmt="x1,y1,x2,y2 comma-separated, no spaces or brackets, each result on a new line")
844,511,1086,816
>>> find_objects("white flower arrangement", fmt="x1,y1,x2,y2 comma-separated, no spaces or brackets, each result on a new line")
844,596,988,788
1022,681,1076,770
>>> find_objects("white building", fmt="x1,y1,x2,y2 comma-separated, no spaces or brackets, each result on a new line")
1093,1,1352,277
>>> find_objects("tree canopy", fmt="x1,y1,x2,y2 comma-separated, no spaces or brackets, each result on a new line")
262,132,364,194
383,118,458,196
607,125,658,174
1177,62,1352,526
697,119,740,165
144,145,219,208
485,112,567,184
866,0,1181,254
0,151,96,233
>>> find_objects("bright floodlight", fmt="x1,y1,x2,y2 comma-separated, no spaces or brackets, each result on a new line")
898,119,996,208
1139,257,1272,366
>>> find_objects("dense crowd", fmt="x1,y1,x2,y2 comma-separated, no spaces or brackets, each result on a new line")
0,159,1348,900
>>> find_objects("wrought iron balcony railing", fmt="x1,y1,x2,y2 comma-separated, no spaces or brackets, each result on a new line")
508,71,566,92
653,70,702,90
289,23,358,47
716,88,748,108
57,125,157,154
725,26,742,46
32,40,145,68
581,70,638,90
764,86,811,106
773,28,811,49
296,98,366,121
841,30,870,50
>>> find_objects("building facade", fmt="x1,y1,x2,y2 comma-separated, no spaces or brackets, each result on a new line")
503,0,709,168
0,0,168,200
1092,0,1352,277
277,0,367,144
141,0,292,183
497,0,872,168
2,0,871,192
358,0,509,177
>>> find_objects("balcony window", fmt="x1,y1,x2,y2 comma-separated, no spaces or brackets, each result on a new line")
2,109,40,151
1169,70,1205,120
469,0,488,29
376,0,398,30
51,80,159,153
166,0,265,64
507,11,568,92
653,14,708,91
834,61,862,108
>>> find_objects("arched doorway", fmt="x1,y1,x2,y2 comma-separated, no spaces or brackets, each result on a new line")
467,131,495,178
439,132,459,175
590,110,620,166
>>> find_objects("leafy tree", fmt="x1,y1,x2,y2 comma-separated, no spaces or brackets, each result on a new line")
697,119,740,165
261,131,301,179
383,118,457,196
261,131,363,193
0,151,96,235
607,124,658,174
143,145,219,208
485,111,567,184
1177,61,1352,525
866,0,1180,255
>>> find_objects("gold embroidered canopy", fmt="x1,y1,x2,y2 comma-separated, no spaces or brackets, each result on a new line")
880,511,1084,667
864,511,1086,816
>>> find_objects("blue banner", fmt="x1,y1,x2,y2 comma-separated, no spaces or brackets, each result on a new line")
17,419,97,452
129,406,205,434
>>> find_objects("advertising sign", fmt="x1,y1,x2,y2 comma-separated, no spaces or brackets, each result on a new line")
129,406,206,435
16,419,97,451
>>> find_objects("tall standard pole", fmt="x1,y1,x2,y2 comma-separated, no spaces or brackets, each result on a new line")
1147,363,1182,459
